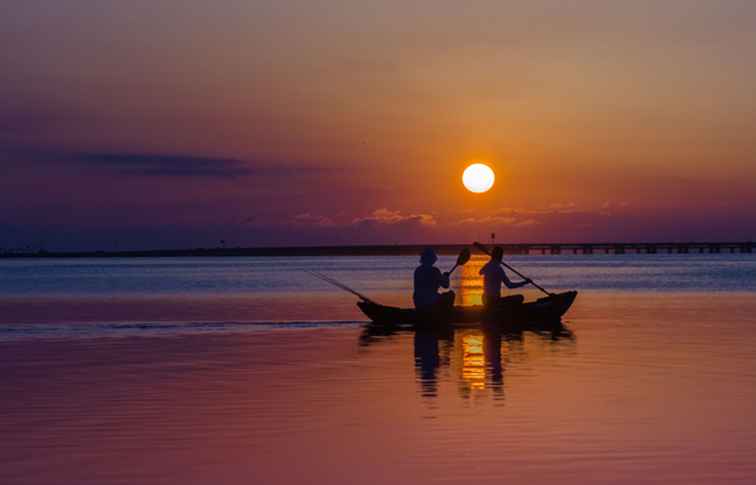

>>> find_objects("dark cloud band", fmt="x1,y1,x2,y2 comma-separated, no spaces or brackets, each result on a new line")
2,146,330,178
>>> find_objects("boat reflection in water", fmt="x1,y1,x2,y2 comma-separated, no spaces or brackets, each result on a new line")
360,322,574,400
360,257,575,400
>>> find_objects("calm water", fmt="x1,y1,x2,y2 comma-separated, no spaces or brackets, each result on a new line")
1,254,756,484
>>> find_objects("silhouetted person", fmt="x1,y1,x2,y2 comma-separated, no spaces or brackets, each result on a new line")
479,246,530,306
413,248,454,310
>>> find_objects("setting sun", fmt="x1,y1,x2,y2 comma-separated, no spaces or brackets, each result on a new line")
462,163,495,193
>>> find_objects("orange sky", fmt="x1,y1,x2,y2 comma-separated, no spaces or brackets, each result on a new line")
2,1,756,249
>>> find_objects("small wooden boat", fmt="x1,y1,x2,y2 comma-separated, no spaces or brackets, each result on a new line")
357,291,578,330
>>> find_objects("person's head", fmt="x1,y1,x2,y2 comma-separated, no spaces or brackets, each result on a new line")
420,247,438,266
491,246,504,262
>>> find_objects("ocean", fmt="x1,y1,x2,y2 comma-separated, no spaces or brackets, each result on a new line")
1,254,756,484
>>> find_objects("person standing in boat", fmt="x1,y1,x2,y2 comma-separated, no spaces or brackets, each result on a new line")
479,246,531,306
413,248,455,310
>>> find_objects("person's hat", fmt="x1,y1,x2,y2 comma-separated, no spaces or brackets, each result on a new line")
420,247,438,265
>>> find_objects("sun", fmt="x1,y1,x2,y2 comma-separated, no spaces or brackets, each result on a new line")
462,163,495,193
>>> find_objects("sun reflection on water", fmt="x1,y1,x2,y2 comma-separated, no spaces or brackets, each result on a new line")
461,332,486,390
456,256,486,306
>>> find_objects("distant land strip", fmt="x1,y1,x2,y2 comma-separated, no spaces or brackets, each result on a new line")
1,242,754,258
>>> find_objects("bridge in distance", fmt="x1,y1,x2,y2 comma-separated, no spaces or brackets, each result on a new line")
3,241,753,258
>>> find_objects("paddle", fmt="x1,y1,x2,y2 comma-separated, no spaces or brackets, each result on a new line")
447,247,471,275
473,241,553,296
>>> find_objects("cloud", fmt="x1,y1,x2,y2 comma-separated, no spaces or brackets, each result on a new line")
600,201,631,215
548,201,578,213
1,145,332,178
456,208,546,227
453,203,633,232
460,216,540,227
291,212,335,227
458,202,631,226
352,208,436,226
67,153,252,178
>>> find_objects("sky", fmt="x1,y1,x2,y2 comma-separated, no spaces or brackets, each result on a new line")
2,0,756,250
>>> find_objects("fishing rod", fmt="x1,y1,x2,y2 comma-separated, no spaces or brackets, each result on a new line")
307,271,377,304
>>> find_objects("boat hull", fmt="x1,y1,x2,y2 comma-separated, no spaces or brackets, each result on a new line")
357,291,577,330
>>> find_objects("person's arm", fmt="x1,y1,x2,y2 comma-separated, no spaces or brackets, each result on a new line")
437,268,450,289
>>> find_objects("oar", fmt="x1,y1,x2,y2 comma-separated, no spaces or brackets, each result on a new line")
307,271,378,305
473,241,553,296
447,247,471,275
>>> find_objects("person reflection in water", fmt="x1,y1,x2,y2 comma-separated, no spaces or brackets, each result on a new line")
480,246,531,306
483,330,504,398
413,248,455,310
414,331,440,397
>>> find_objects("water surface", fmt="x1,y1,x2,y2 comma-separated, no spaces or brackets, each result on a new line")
1,254,754,326
1,255,755,484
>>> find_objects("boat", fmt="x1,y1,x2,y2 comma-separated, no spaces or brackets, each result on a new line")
357,291,578,330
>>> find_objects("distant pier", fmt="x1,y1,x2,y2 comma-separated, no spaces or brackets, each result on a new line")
496,242,754,255
0,242,753,258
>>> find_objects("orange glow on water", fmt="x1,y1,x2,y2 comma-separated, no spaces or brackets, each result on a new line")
457,256,486,306
458,331,487,392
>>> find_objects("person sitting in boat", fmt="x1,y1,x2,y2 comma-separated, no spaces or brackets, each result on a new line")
413,248,455,310
480,246,531,306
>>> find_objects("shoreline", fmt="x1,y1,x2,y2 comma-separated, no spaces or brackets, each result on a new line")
1,241,753,258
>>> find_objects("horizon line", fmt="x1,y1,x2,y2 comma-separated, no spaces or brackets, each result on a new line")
1,241,753,258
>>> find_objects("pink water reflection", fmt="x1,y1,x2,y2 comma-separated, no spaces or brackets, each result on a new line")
2,293,756,484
